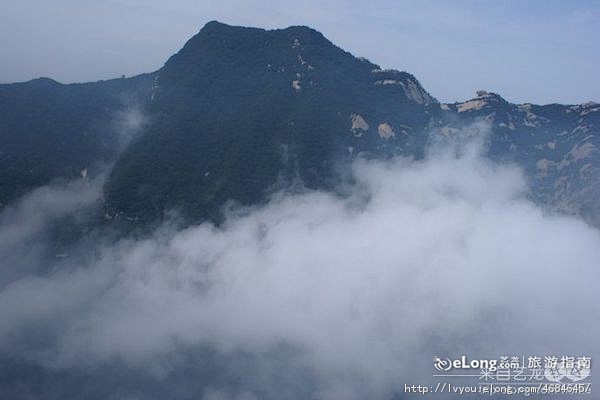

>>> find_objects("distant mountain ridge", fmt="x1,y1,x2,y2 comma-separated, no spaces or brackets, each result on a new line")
0,73,154,206
444,91,600,225
1,21,598,226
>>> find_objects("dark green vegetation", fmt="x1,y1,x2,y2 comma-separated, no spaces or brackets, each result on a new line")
104,22,436,224
1,21,598,226
0,73,153,207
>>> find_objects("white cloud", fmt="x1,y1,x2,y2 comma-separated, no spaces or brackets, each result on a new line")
0,129,598,398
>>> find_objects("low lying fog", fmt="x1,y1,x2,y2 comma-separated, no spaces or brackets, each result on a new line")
0,126,598,399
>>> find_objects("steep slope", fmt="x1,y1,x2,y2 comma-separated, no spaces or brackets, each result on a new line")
104,21,437,223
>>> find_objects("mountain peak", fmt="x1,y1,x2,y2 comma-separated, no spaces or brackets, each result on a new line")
158,20,370,97
199,20,323,35
202,20,232,29
198,20,262,35
449,90,508,113
474,90,505,102
192,21,325,43
106,21,440,223
186,21,333,56
25,77,61,87
163,21,333,72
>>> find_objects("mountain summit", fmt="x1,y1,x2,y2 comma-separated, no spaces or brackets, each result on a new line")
0,21,598,226
104,21,437,223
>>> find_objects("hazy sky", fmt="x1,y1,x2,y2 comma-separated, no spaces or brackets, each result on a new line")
1,0,598,104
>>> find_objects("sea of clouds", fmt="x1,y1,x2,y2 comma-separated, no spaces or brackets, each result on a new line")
0,126,598,399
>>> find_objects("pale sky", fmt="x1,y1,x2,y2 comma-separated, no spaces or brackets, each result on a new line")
1,0,598,104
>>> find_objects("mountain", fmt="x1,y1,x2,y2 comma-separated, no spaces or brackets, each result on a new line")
1,21,598,227
444,91,600,225
104,21,436,224
0,74,154,206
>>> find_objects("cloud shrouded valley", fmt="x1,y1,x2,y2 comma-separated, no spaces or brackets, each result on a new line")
0,127,598,400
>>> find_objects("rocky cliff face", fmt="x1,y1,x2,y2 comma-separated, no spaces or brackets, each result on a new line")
440,91,600,225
